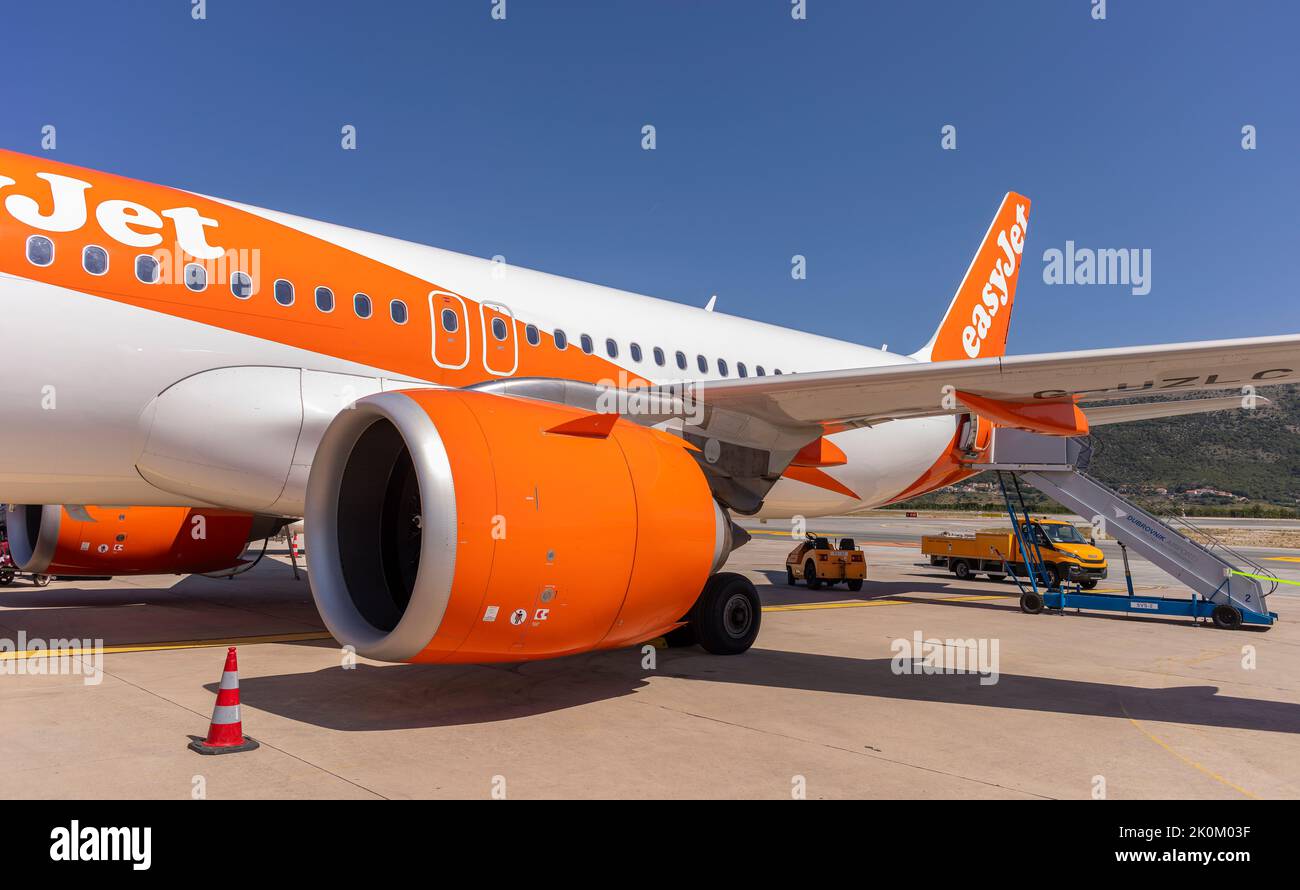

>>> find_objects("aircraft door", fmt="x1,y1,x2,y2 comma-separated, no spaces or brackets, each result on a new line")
480,301,519,376
430,291,470,370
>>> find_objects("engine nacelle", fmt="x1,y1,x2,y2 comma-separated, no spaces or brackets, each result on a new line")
305,389,732,664
4,504,262,576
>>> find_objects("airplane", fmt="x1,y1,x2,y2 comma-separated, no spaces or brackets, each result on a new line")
0,148,1296,664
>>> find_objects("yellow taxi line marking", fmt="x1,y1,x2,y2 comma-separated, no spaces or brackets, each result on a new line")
0,631,333,661
1118,699,1259,799
744,530,914,547
1265,556,1300,562
763,594,1014,613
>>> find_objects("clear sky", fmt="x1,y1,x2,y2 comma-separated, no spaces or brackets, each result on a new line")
3,1,1297,354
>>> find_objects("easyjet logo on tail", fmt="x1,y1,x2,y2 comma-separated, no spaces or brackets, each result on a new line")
927,193,1031,362
0,168,225,260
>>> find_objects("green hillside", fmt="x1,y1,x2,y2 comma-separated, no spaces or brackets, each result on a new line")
888,384,1300,517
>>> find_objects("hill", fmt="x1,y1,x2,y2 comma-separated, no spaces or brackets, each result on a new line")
889,384,1300,517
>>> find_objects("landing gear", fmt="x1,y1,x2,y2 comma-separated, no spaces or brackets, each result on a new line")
32,574,51,588
687,572,761,656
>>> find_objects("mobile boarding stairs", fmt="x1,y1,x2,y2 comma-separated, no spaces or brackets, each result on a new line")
974,429,1279,629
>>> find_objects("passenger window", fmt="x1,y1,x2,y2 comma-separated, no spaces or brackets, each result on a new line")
492,317,508,341
605,338,618,358
756,365,765,376
82,245,108,276
676,351,687,370
717,358,729,377
274,279,295,306
26,235,54,267
136,254,160,284
697,355,708,373
737,362,748,378
353,293,372,318
184,263,207,292
774,369,783,375
525,324,540,346
580,334,593,354
653,347,665,367
315,286,335,312
554,329,568,350
630,343,642,362
440,307,459,332
231,271,253,299
390,299,409,324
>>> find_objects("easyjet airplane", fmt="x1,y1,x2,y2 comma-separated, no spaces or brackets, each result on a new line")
1,149,1296,663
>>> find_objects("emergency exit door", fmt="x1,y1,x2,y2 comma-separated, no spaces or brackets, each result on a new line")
480,301,518,376
429,291,469,370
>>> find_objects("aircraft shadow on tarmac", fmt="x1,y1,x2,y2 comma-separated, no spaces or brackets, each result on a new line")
226,646,1300,737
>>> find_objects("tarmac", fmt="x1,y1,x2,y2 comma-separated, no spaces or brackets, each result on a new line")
2,514,1298,799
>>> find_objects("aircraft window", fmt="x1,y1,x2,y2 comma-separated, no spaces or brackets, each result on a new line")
717,358,729,377
26,235,54,267
756,365,766,376
354,293,373,318
554,329,568,349
697,354,708,373
737,362,748,378
274,279,295,306
315,286,335,313
774,369,782,375
492,317,508,341
184,262,208,292
580,334,593,354
676,351,687,370
606,338,619,358
390,299,409,324
653,347,665,367
630,343,642,362
231,271,253,299
82,245,108,276
525,324,540,346
440,307,459,332
135,254,160,284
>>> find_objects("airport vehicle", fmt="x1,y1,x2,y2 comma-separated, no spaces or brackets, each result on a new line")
786,535,866,590
0,149,1295,663
923,519,1107,589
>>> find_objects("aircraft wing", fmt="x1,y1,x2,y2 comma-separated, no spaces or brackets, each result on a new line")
691,334,1300,429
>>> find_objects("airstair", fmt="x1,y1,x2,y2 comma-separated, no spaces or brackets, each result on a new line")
975,429,1278,629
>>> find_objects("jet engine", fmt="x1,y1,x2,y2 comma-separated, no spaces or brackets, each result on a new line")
4,504,268,576
305,388,742,664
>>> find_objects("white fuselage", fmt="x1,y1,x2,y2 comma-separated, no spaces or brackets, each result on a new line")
0,194,958,518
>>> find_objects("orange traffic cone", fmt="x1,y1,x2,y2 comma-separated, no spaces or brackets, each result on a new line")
188,647,259,755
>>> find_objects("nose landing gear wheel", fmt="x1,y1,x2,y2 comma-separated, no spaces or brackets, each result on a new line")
689,572,762,655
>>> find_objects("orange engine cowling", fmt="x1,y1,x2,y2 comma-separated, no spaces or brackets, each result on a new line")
4,505,259,576
305,389,732,664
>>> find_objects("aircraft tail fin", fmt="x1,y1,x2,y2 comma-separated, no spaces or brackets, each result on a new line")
911,192,1031,362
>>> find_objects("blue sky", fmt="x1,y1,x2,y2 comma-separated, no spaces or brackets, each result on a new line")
3,1,1297,354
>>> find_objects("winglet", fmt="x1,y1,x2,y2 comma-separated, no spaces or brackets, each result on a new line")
913,192,1031,362
546,412,620,438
